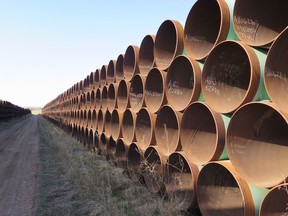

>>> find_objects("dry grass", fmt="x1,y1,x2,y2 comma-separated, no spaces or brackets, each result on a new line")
36,116,197,216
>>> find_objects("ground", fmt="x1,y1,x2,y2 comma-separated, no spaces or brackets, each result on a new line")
0,115,39,216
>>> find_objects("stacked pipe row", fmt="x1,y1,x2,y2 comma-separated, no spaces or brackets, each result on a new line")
42,0,288,215
0,100,31,121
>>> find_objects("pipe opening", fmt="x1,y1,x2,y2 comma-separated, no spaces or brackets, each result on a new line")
107,83,117,111
127,143,143,182
107,60,116,84
117,80,129,113
97,109,104,133
95,88,101,111
116,54,124,82
184,0,229,60
101,86,108,111
202,41,257,114
155,105,181,156
95,69,100,88
143,147,165,193
166,55,201,111
135,108,153,149
115,139,127,169
111,109,121,140
181,102,225,165
154,20,184,71
124,45,139,81
233,0,288,47
130,74,145,112
100,65,107,87
145,68,166,113
166,152,198,210
139,35,155,76
122,109,136,144
104,111,111,136
264,27,288,114
227,102,288,188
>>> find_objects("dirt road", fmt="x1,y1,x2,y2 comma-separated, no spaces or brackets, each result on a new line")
0,115,39,216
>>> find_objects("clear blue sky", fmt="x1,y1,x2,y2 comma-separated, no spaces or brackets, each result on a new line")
0,0,195,108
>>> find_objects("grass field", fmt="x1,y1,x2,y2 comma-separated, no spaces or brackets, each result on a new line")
36,116,200,216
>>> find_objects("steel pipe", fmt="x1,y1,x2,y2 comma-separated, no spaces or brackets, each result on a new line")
180,102,227,165
143,146,167,193
107,60,116,85
264,27,288,115
107,136,117,161
97,109,104,134
233,0,288,47
116,54,124,82
115,138,129,169
110,109,123,140
155,105,182,156
166,55,201,112
135,107,156,150
139,35,155,76
145,68,167,113
166,152,199,210
227,101,288,188
122,108,137,144
95,88,101,111
117,79,131,113
100,65,108,87
197,161,254,216
127,143,144,183
184,0,233,61
94,69,100,89
123,45,140,81
107,83,118,111
101,86,108,111
104,110,111,137
129,74,146,113
260,183,288,216
154,20,184,71
202,40,262,114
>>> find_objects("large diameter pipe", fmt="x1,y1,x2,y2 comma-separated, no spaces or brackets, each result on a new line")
90,89,96,110
116,54,124,82
107,136,116,161
127,143,144,183
95,88,101,111
129,74,146,113
233,0,288,47
227,101,288,188
166,152,199,210
143,146,167,194
180,102,227,165
99,132,108,156
260,183,288,216
155,105,182,156
107,60,116,85
94,69,100,89
123,45,140,81
117,79,131,113
104,110,111,138
107,83,118,111
197,161,254,216
184,0,234,61
264,27,288,115
122,108,137,144
202,40,264,114
111,109,123,140
154,20,184,71
135,108,156,150
145,68,167,113
87,109,92,129
166,55,201,112
139,34,155,76
100,65,107,87
91,109,97,131
115,138,129,169
101,86,108,111
97,109,104,134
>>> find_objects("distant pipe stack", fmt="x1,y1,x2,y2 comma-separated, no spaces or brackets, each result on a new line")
0,100,31,121
42,0,288,214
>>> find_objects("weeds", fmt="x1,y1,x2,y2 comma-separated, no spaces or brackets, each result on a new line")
36,116,192,216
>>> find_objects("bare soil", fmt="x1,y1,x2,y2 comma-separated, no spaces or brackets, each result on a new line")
0,115,39,216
